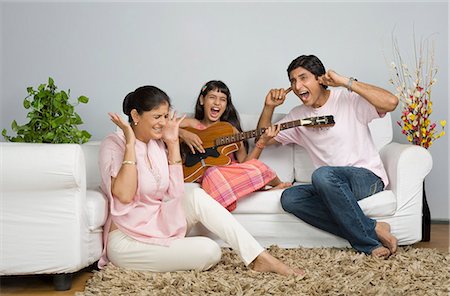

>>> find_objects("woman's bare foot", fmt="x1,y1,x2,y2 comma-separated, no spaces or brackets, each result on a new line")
371,246,391,259
269,182,292,190
375,221,398,254
251,251,304,276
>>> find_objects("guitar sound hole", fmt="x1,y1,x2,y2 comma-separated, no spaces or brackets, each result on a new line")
184,147,220,167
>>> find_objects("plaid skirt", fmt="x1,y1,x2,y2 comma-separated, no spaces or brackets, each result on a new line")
201,159,276,212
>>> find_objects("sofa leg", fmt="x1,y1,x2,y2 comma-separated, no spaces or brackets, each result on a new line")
53,273,72,291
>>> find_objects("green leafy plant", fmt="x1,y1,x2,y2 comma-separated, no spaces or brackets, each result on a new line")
2,77,91,143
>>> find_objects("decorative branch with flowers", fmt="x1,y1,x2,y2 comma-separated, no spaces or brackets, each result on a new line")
388,34,446,149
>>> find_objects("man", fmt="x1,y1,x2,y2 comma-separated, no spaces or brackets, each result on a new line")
257,54,399,258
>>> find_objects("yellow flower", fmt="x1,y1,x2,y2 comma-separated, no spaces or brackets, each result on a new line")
421,128,426,136
440,120,447,127
439,131,445,137
407,135,413,142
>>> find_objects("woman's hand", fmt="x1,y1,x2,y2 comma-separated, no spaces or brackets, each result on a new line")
163,111,186,145
108,112,136,145
179,129,205,154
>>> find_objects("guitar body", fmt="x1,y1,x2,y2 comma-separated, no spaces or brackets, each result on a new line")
182,122,241,183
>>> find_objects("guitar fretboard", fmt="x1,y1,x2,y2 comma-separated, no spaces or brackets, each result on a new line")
214,116,333,146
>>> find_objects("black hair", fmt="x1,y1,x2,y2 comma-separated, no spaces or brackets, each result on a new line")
122,85,171,123
287,55,328,89
194,80,248,152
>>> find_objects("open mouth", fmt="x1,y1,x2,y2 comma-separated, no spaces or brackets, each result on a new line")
299,90,310,101
209,107,221,119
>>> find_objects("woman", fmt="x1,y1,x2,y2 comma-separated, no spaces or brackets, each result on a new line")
180,80,291,211
98,85,303,275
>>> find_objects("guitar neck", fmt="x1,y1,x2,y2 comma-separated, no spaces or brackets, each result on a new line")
214,116,334,146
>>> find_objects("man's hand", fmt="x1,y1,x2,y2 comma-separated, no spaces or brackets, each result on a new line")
264,87,292,108
318,70,347,88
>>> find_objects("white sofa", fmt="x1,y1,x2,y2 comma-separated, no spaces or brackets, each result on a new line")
187,113,433,248
0,112,432,290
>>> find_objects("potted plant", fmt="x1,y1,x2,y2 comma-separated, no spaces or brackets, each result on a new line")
2,77,91,143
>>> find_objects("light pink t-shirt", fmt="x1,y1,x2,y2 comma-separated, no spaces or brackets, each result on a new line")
274,88,389,188
98,131,187,268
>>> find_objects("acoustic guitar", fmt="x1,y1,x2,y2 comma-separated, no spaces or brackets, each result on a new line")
181,115,335,182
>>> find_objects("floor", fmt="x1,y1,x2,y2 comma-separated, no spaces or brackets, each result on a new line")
1,224,448,296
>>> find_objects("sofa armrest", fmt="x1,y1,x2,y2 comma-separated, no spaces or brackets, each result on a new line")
0,142,89,274
379,142,432,210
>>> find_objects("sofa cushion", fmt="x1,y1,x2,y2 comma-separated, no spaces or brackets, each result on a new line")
293,146,315,183
233,186,396,218
368,113,393,151
81,141,102,190
86,189,108,231
253,143,294,182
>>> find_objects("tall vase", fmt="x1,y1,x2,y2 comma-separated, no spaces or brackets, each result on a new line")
421,180,431,242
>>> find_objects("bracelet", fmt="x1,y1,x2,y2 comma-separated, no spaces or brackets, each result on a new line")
168,159,182,165
347,77,357,92
122,160,137,165
255,141,266,149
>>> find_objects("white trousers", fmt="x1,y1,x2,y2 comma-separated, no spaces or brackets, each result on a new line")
107,187,264,272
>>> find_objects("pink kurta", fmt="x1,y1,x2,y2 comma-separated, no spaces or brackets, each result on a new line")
98,131,187,268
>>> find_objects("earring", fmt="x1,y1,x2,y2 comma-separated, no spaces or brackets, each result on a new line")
134,122,138,126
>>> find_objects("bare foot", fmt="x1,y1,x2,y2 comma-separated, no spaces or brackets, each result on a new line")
375,221,398,254
269,182,292,190
251,251,304,276
371,246,391,259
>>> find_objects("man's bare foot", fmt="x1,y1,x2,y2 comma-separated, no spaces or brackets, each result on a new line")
269,182,292,190
371,246,391,259
375,221,398,254
251,251,304,276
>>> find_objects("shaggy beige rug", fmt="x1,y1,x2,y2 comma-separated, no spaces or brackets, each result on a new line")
77,246,449,296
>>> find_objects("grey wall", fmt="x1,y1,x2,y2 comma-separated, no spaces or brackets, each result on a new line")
1,1,448,220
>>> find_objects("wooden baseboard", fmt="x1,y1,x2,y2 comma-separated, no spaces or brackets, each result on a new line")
431,220,450,224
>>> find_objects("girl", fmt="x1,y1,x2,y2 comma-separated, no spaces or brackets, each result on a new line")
180,80,291,211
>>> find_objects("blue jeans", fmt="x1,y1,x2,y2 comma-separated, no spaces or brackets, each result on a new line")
280,166,384,254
